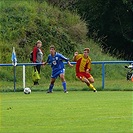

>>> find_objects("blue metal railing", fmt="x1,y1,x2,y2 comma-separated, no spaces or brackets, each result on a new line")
0,61,133,90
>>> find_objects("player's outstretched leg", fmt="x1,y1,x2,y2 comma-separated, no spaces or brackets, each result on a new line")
47,78,55,93
47,84,54,93
82,77,97,92
88,84,97,92
60,74,68,93
62,81,68,93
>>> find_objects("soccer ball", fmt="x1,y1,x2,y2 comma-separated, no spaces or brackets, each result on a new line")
24,87,31,94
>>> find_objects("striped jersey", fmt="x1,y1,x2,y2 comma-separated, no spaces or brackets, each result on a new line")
75,54,91,73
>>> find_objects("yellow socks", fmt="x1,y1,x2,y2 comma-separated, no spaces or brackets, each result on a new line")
89,84,96,91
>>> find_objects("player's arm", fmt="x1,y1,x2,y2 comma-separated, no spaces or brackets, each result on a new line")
43,62,47,66
86,59,91,73
67,61,73,67
43,56,50,66
60,54,69,61
59,54,73,67
73,52,78,61
86,68,90,73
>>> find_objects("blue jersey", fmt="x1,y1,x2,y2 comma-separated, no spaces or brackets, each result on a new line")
46,52,69,78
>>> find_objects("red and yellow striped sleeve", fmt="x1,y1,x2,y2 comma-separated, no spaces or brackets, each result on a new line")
75,54,91,73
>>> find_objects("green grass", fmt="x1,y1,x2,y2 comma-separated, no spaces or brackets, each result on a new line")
0,0,130,82
0,91,132,133
0,78,133,92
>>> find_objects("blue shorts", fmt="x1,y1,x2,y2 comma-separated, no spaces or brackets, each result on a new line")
51,69,65,78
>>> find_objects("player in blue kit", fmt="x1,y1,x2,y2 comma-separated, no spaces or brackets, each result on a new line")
44,45,73,93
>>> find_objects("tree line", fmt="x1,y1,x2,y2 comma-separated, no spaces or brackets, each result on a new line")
45,0,133,60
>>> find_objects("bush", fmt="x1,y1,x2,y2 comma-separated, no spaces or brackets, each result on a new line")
0,0,88,81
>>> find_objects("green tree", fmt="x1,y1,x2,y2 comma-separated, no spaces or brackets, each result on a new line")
75,0,133,59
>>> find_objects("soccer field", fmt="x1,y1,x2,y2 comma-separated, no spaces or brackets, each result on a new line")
0,91,132,133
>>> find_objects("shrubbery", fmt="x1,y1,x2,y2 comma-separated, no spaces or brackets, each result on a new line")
0,0,87,81
0,0,127,83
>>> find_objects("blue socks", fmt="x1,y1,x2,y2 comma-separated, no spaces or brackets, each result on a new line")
49,82,67,92
62,81,67,92
49,84,54,92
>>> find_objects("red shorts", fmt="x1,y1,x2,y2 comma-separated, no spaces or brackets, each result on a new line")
76,72,92,80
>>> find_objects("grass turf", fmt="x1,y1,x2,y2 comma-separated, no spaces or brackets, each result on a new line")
0,79,133,92
0,91,132,133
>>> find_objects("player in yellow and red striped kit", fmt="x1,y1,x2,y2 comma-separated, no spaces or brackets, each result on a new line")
73,48,97,92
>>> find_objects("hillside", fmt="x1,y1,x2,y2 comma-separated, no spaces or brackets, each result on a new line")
0,0,88,62
0,0,128,84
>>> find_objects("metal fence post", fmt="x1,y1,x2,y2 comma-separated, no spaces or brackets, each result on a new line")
23,65,25,89
13,66,16,92
102,63,105,89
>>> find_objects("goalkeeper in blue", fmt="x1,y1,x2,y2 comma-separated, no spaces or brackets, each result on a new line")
44,45,73,93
